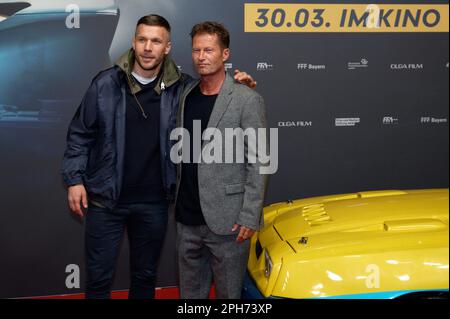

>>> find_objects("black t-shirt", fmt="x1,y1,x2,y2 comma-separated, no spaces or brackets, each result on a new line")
176,84,218,225
119,74,166,204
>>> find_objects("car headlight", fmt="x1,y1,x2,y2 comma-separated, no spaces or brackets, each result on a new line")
264,250,273,278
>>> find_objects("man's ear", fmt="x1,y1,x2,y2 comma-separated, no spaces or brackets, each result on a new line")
132,38,136,51
165,41,172,55
223,48,230,62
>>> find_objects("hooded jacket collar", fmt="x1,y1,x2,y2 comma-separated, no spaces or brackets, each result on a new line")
114,48,182,95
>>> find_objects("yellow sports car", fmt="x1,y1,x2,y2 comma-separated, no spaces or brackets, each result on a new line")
243,189,449,299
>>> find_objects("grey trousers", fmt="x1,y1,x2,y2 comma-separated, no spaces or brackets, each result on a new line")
176,223,251,299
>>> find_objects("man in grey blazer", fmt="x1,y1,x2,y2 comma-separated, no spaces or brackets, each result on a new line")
171,21,268,299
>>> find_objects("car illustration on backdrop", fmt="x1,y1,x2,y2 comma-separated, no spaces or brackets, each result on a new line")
0,0,119,127
243,188,449,299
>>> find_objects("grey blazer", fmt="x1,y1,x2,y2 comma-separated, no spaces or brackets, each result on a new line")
175,73,268,235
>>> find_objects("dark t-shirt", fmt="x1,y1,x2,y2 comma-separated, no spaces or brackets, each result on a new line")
176,85,218,225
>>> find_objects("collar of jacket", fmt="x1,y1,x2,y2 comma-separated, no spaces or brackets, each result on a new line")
180,72,235,130
114,48,182,95
182,72,234,102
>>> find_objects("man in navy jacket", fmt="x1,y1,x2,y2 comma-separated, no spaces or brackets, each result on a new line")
61,14,255,299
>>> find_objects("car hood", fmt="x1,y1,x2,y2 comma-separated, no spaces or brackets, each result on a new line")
266,189,449,250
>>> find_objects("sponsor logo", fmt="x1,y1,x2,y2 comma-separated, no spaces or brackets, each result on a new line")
225,63,233,71
383,116,399,124
348,58,369,70
421,117,448,124
278,121,313,127
257,62,275,71
297,63,326,71
335,118,361,126
390,63,424,70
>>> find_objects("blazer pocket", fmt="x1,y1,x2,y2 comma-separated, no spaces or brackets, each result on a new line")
225,183,245,195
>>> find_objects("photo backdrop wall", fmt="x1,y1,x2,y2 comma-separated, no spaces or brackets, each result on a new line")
0,0,448,298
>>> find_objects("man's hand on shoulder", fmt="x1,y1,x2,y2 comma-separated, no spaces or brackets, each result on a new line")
234,69,257,89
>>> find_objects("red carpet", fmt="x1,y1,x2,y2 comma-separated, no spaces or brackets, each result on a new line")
29,286,216,299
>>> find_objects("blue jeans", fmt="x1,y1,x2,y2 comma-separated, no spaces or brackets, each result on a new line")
84,201,168,299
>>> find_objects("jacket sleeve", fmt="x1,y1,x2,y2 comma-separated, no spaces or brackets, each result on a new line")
61,78,99,187
235,93,269,231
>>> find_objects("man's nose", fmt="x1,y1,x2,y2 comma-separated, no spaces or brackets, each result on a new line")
198,50,206,60
144,40,152,51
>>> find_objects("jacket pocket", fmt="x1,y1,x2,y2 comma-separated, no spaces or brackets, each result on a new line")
225,183,245,195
